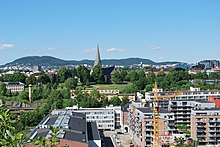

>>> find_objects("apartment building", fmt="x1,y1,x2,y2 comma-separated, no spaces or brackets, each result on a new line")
128,105,177,147
168,100,215,126
4,82,25,93
191,108,220,146
65,105,123,130
145,87,220,104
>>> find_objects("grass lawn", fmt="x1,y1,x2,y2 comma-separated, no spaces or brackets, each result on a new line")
90,83,133,92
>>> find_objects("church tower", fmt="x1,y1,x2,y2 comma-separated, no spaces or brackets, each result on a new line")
90,44,102,75
93,44,102,67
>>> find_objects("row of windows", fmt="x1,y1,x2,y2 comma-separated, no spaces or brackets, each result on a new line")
87,116,114,119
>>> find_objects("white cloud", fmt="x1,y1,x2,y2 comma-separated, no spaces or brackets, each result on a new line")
146,45,164,50
159,57,165,60
0,44,14,50
82,48,96,53
106,48,124,53
47,47,56,51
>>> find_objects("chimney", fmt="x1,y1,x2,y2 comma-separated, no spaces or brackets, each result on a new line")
29,84,32,102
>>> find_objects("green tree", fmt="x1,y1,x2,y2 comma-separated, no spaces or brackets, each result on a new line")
74,90,100,108
120,95,129,106
76,66,90,85
38,73,50,84
133,77,146,90
57,67,70,83
64,77,77,90
18,89,29,100
111,71,123,84
34,136,47,147
209,72,220,80
101,97,109,107
32,83,44,101
0,73,26,83
26,75,37,85
49,126,60,147
126,70,139,82
146,72,156,84
92,65,104,83
50,74,58,85
191,72,208,79
109,96,121,106
48,90,64,110
0,100,25,147
0,82,6,96
122,83,138,93
111,70,127,84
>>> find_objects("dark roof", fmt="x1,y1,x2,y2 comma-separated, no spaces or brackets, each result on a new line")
68,116,86,133
4,82,24,85
64,130,87,143
137,107,170,113
103,66,115,75
87,122,100,140
45,116,58,125
28,111,92,144
34,129,49,140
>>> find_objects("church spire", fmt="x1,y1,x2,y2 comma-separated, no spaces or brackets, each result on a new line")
93,43,102,67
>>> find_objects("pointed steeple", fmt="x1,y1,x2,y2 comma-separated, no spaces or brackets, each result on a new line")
93,43,102,67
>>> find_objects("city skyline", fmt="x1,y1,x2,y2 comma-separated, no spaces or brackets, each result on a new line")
0,0,220,65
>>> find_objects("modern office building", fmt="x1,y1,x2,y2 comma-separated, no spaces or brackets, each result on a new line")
191,108,220,146
65,105,123,130
26,110,101,147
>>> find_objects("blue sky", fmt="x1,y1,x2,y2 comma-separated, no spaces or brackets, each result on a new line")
0,0,220,65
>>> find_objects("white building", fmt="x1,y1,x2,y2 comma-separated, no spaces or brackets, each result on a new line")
145,88,220,102
168,100,215,126
66,105,123,130
4,82,25,93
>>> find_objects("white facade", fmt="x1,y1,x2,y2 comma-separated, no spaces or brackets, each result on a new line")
65,106,123,130
168,100,215,126
145,89,220,102
4,82,25,93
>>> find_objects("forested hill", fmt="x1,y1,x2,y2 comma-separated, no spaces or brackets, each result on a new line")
4,56,181,66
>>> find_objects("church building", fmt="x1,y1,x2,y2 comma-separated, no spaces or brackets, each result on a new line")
91,44,115,83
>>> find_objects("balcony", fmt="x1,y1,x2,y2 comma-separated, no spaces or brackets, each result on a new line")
145,138,152,141
197,129,205,133
209,133,216,137
209,125,216,128
209,129,217,132
169,123,175,126
145,123,152,126
145,134,152,137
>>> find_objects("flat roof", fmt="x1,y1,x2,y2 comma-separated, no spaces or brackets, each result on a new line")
137,107,170,113
87,122,100,140
28,111,90,144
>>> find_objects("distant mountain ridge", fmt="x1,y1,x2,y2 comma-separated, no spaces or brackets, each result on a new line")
4,56,181,66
